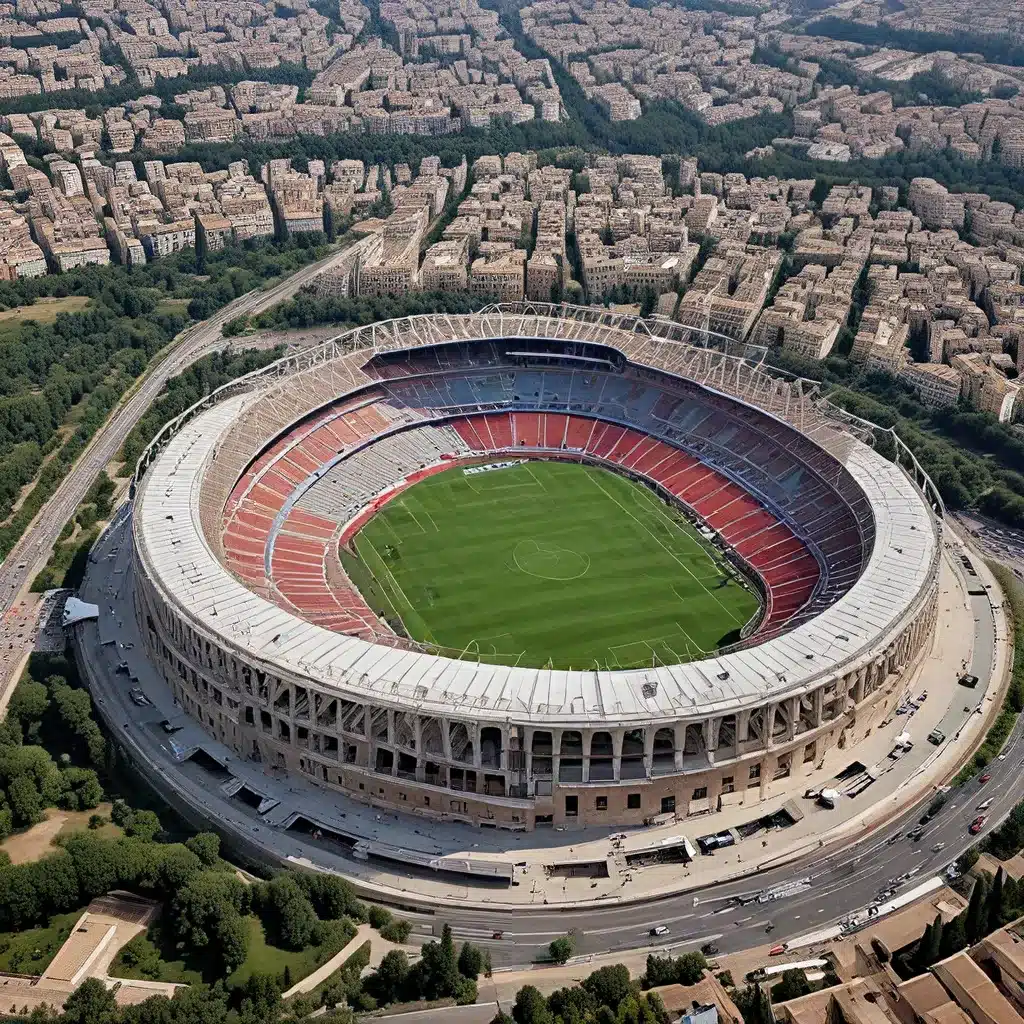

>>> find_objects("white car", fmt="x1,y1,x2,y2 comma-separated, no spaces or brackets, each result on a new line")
650,925,670,936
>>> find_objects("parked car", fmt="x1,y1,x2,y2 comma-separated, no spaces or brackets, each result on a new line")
701,943,720,956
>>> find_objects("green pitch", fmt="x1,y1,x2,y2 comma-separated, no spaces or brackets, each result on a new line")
341,460,761,670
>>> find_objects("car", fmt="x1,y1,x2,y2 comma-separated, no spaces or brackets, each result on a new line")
958,673,979,689
977,798,994,811
161,720,183,734
969,815,986,835
907,826,925,840
650,926,670,937
928,729,946,745
701,943,720,956
980,773,992,783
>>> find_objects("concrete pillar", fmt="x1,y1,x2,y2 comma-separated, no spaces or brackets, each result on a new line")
472,723,482,769
643,727,654,778
813,689,824,728
737,709,751,746
673,723,685,770
552,728,562,782
764,704,777,749
612,728,624,781
442,718,453,762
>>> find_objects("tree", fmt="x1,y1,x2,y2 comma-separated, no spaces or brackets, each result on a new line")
940,913,968,958
62,978,117,1024
965,875,989,944
513,985,553,1024
6,774,43,826
675,953,707,985
186,832,221,866
195,224,208,274
772,968,811,1003
125,809,162,841
733,983,772,1024
458,942,485,980
260,874,318,951
582,964,633,1009
371,950,410,1004
549,935,575,964
986,867,1005,936
240,972,281,1021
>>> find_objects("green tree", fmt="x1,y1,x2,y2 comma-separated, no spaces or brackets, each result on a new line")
185,832,221,866
940,913,968,958
126,809,162,841
965,876,989,944
549,935,575,964
62,978,117,1024
513,985,553,1024
986,867,1005,935
6,774,44,825
258,873,317,950
733,983,772,1024
371,949,410,1004
583,964,633,1009
458,942,485,980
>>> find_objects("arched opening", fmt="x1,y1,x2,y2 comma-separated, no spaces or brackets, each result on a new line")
621,728,646,779
560,730,583,782
480,726,503,768
590,731,613,781
652,727,675,773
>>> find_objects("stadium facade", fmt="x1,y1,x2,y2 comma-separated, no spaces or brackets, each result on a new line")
131,304,943,829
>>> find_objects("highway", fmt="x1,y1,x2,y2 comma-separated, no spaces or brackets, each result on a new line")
0,240,362,624
74,513,1024,970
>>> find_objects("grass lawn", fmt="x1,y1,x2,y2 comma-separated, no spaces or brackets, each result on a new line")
108,919,204,986
226,917,353,989
0,296,91,338
343,460,760,669
0,911,84,975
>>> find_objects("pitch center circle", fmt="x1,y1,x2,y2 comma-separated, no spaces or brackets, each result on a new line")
512,539,591,581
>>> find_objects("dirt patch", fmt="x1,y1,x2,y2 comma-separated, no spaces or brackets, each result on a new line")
0,804,116,864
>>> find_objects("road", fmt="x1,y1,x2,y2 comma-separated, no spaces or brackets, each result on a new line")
75,516,1022,970
0,241,360,623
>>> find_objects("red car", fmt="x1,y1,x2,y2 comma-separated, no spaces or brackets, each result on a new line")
969,815,986,835
980,773,992,783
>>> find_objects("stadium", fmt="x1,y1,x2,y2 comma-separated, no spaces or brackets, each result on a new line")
130,303,944,830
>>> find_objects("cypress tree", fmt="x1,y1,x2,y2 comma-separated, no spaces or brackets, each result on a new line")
986,867,1005,936
965,876,989,944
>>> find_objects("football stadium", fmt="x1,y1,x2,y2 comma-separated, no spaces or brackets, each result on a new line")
130,303,944,829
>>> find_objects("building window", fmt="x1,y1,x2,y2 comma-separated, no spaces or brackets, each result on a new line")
596,796,608,810
424,796,430,806
565,796,578,817
692,786,708,801
749,764,761,780
661,796,676,813
722,776,735,794
627,793,641,810
804,742,816,763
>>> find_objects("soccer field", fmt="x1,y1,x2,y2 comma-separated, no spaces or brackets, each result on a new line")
342,460,761,670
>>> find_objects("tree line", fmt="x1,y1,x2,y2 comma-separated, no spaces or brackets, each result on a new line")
0,234,326,563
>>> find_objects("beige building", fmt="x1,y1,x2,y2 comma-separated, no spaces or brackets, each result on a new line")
421,237,469,291
470,248,526,301
899,362,963,408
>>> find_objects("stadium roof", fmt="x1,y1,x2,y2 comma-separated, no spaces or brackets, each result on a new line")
136,371,940,726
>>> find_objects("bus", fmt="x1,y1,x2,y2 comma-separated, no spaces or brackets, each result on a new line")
746,958,829,982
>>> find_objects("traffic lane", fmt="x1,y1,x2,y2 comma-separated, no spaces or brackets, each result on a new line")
0,243,361,618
